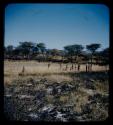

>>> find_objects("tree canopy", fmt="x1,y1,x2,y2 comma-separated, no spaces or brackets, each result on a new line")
4,41,108,65
86,43,101,54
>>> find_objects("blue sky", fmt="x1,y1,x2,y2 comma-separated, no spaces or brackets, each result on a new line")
5,4,109,50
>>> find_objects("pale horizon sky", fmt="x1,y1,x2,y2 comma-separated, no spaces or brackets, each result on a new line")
5,3,109,51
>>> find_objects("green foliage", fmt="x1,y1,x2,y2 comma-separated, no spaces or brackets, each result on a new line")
5,41,109,65
50,49,60,56
64,44,84,56
18,41,35,56
5,45,14,56
37,43,46,54
86,44,101,64
99,48,109,65
64,44,84,62
86,44,101,54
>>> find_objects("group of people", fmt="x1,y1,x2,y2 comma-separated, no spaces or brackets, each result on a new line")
48,62,92,72
86,63,92,72
62,63,80,71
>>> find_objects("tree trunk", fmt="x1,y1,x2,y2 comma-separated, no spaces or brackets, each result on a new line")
71,55,73,63
91,55,92,66
76,55,78,63
62,56,64,63
91,54,93,71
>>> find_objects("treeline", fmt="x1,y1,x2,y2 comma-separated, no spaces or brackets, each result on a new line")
4,41,109,65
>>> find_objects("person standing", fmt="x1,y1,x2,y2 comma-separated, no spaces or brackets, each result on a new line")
75,63,76,71
22,66,25,73
86,63,88,72
48,63,51,69
89,63,92,71
72,63,74,70
78,63,80,71
87,62,90,72
65,64,68,71
59,63,62,70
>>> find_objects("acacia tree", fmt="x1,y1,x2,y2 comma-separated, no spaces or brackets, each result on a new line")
64,45,73,62
36,43,46,61
37,43,46,53
59,50,65,62
64,44,84,63
100,47,109,65
32,46,38,56
45,49,61,61
72,45,84,62
18,41,34,59
46,49,51,61
13,46,22,56
5,45,14,57
86,43,101,65
50,49,60,59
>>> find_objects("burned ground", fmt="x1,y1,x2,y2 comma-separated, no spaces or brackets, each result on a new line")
4,71,109,121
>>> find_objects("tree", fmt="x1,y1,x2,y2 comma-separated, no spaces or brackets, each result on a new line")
37,43,46,61
32,46,38,55
100,47,109,65
37,43,46,54
46,49,51,61
13,46,21,56
4,46,6,55
18,41,34,58
86,43,101,65
50,49,60,58
72,44,84,62
6,45,14,56
58,50,66,62
64,44,84,62
45,49,60,61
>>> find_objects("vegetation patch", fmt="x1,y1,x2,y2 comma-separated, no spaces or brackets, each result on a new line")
4,71,109,121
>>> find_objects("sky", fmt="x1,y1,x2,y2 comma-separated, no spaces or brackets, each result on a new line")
5,4,109,50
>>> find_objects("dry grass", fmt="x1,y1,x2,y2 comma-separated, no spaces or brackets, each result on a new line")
69,89,89,113
46,95,54,104
4,60,107,75
44,75,73,82
4,60,108,84
59,95,69,103
95,81,109,93
4,61,109,121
